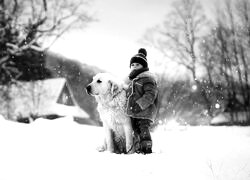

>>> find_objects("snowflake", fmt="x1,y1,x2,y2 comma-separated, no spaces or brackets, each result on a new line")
215,103,220,109
191,84,197,91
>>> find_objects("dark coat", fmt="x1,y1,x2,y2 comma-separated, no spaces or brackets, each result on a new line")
125,71,158,122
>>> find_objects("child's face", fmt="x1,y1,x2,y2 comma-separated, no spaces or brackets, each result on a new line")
130,63,143,71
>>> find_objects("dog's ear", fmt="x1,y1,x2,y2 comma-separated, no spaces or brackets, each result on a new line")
109,80,119,96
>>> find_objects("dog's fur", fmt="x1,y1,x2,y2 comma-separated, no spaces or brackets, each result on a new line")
86,73,134,154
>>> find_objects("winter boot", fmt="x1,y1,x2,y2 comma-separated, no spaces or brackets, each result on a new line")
140,140,152,154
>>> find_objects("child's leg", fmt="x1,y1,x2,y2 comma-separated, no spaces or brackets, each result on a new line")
130,118,141,153
138,119,152,154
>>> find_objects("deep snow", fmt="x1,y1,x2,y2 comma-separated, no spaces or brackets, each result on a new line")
0,116,250,180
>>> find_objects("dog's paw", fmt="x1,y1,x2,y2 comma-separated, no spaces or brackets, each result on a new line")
126,144,135,154
96,145,106,152
126,150,134,154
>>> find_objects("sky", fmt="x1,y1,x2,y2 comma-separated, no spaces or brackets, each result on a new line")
48,0,213,79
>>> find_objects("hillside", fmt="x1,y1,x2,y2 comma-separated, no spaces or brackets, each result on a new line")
45,51,104,125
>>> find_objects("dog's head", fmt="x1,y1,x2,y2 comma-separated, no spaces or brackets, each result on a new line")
86,73,121,97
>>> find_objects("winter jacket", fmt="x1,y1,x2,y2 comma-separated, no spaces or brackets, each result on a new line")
125,71,158,122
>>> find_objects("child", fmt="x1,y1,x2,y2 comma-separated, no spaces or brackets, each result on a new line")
126,48,158,154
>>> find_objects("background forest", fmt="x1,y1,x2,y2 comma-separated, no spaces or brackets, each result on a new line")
145,0,250,126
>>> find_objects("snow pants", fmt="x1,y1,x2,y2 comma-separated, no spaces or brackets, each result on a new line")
131,118,152,154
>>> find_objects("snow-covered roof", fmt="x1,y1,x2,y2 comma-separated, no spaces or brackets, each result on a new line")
40,103,89,118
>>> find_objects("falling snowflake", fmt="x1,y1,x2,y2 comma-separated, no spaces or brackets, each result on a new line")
215,103,220,109
191,84,197,91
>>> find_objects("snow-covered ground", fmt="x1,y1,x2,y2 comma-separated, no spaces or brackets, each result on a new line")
0,115,250,180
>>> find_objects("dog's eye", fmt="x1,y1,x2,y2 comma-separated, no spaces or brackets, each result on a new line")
97,79,102,83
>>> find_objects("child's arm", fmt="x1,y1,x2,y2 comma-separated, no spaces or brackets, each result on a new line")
136,80,158,110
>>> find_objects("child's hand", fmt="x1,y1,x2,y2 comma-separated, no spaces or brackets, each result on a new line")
132,102,142,113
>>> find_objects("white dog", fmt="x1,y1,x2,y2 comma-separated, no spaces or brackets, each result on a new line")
86,73,134,154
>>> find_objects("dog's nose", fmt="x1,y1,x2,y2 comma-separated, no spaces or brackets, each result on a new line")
86,85,91,95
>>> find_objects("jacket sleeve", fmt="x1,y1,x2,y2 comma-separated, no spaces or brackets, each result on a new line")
136,79,158,110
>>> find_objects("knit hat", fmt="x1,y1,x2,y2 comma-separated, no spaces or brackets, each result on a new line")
130,48,148,68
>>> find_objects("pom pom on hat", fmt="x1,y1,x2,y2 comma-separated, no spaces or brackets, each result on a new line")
130,48,148,68
138,48,147,57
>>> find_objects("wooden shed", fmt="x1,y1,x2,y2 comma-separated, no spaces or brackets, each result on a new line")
1,78,98,125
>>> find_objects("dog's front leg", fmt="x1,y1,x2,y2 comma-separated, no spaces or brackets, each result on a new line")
104,126,114,153
124,123,134,154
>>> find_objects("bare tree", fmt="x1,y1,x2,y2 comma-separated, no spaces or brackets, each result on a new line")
158,0,207,80
198,0,250,124
235,0,250,105
0,0,94,84
217,0,250,123
144,0,213,116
